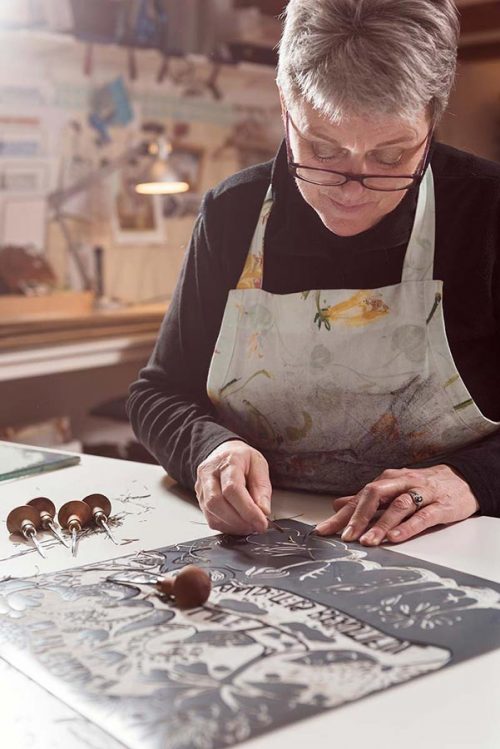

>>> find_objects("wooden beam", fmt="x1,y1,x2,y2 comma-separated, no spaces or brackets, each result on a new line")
236,1,500,31
458,40,500,61
234,0,288,17
459,2,500,34
233,1,500,59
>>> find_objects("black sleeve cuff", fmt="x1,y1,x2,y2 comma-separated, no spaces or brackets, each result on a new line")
411,434,500,518
190,429,249,487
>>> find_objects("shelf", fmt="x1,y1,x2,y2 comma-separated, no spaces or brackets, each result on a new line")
0,332,158,381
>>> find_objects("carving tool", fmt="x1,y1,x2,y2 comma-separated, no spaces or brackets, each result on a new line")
6,505,46,558
268,516,304,550
268,516,315,558
109,565,212,609
156,565,211,608
267,518,287,533
58,501,92,556
83,493,118,544
27,497,69,548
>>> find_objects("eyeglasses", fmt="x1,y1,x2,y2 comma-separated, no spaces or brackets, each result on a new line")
285,111,433,193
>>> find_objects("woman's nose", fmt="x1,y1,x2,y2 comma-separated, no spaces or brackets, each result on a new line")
338,178,367,200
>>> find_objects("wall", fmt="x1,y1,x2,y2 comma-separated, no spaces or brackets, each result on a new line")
440,59,500,161
0,30,282,305
1,32,498,312
0,30,282,440
1,30,498,443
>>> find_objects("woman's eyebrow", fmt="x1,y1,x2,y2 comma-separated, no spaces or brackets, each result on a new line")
305,126,416,148
373,136,416,147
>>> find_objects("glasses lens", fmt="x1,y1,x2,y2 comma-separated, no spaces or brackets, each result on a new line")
363,176,415,191
294,167,415,191
295,167,346,186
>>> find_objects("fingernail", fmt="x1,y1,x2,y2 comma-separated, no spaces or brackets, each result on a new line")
360,530,379,545
390,529,401,538
259,498,271,515
315,522,328,535
341,525,355,541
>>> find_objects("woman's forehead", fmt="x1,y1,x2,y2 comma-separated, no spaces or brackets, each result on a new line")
290,100,427,145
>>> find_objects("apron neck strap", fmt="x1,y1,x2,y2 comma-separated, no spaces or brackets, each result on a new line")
236,168,436,290
236,186,273,290
401,166,436,282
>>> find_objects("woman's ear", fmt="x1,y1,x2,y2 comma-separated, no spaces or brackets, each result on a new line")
277,86,287,124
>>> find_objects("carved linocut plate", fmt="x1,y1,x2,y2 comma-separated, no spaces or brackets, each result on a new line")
1,521,499,749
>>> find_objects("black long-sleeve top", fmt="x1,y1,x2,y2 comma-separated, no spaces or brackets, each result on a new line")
127,140,500,517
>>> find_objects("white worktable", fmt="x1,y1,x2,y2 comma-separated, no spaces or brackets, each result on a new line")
0,452,499,749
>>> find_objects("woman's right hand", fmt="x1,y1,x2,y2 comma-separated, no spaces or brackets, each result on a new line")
195,440,272,535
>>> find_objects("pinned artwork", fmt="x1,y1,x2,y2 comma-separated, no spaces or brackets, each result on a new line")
111,165,165,246
89,77,134,145
0,520,499,749
167,144,204,192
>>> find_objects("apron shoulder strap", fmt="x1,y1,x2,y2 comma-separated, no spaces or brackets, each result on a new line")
236,185,273,290
401,166,436,283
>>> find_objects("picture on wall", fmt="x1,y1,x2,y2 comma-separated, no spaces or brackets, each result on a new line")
162,191,203,218
0,160,52,194
168,143,204,192
161,144,204,218
111,162,165,245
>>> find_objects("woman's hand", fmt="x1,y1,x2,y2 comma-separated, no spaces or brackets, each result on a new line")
195,440,272,535
315,465,480,546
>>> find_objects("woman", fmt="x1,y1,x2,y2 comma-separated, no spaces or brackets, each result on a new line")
128,0,500,546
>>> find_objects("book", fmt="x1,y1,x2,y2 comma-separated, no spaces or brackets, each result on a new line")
0,441,80,482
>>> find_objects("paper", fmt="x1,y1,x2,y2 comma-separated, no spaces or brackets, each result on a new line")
2,197,47,250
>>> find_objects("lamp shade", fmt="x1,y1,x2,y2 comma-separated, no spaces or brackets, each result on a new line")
135,137,190,195
135,175,190,195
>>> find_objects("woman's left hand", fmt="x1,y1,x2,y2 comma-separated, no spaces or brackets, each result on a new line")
315,464,480,546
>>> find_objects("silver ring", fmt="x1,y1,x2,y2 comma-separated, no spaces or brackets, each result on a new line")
408,489,424,508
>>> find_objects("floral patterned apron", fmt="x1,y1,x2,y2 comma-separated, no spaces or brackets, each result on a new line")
207,168,500,495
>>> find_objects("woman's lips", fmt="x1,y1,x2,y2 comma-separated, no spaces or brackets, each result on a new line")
328,196,374,213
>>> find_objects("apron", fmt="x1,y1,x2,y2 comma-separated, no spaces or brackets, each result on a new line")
207,168,500,495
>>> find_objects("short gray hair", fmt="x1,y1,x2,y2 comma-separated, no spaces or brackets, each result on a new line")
277,0,460,123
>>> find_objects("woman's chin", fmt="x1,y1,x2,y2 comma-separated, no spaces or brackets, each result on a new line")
320,212,377,237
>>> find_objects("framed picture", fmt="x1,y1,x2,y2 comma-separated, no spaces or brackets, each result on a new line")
162,191,203,219
111,163,165,245
168,143,204,192
0,124,45,159
0,159,52,195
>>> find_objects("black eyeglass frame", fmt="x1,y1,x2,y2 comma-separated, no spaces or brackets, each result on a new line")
285,111,433,193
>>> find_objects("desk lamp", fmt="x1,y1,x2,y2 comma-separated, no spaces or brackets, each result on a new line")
136,135,190,196
48,126,189,292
